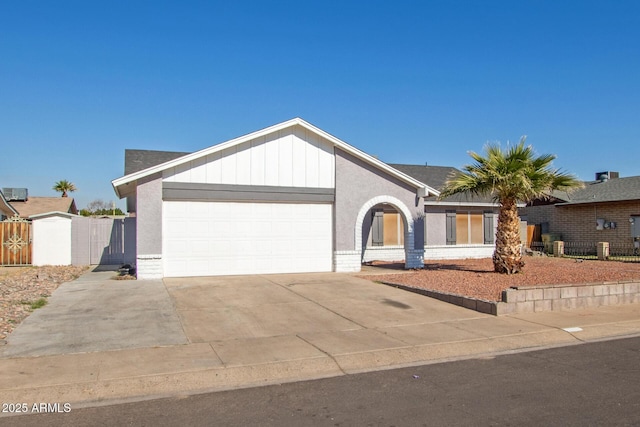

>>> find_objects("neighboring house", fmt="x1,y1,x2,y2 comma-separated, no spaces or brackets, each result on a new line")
519,171,640,249
1,188,133,268
364,164,501,261
112,118,439,279
0,188,78,220
0,189,19,220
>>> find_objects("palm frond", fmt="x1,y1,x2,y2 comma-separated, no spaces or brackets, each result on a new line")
438,138,582,204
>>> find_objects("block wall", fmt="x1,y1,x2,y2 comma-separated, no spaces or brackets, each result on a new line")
521,201,640,246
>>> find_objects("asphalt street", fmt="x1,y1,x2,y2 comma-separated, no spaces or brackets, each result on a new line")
6,336,640,427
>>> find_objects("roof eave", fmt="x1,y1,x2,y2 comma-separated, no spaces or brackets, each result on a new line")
112,119,305,196
555,197,639,206
29,211,79,220
298,120,439,194
0,191,19,216
424,200,525,208
111,118,441,198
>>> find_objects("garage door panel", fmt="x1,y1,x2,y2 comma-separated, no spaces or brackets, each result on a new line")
165,240,189,256
163,201,332,277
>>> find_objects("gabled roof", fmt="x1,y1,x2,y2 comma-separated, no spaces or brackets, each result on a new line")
112,118,439,199
10,197,78,218
551,175,640,206
29,211,78,220
390,164,499,206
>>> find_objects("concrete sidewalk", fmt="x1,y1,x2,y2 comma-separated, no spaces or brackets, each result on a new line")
1,268,639,412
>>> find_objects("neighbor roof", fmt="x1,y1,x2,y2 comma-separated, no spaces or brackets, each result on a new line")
10,197,78,218
112,118,439,198
551,175,640,205
390,164,498,206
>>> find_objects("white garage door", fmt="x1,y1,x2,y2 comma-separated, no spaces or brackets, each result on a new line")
163,201,333,277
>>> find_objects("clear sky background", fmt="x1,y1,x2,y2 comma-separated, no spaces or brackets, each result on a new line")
2,1,639,210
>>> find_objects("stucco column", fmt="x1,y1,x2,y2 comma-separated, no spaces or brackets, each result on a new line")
136,174,163,279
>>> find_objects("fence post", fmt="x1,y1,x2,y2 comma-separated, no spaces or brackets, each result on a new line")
553,240,564,257
597,242,609,260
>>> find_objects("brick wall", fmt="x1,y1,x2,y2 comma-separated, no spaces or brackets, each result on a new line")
333,250,361,272
137,254,163,279
423,244,494,260
363,245,494,262
521,200,640,246
498,281,640,314
362,246,405,262
405,249,425,269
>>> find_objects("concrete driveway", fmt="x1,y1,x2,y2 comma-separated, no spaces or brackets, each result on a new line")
165,273,483,341
1,268,496,360
163,273,516,371
0,269,188,358
5,268,636,405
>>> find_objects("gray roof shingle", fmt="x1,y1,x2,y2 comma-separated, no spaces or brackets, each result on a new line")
389,164,497,204
552,176,640,205
124,149,190,175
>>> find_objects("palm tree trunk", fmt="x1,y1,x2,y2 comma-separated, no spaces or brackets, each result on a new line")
493,198,524,274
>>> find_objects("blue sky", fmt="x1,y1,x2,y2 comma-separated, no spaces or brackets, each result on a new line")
2,1,639,210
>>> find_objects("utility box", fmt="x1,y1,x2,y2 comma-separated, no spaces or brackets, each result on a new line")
541,233,562,254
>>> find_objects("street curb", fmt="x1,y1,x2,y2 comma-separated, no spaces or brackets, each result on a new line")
0,332,577,414
6,329,640,415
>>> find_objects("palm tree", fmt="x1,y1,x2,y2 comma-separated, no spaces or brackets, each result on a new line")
439,138,582,274
52,180,77,198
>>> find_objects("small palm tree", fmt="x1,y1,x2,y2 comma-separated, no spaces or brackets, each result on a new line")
52,180,77,198
439,138,582,274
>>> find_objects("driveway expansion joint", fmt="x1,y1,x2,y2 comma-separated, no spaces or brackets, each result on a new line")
262,275,369,330
295,334,348,375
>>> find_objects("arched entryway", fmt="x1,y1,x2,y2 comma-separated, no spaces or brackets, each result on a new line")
355,195,423,269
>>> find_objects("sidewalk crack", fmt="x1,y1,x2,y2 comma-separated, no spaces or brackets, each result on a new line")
295,334,347,375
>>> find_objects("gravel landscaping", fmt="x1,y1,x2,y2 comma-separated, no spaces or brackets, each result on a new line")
0,265,88,341
364,257,640,302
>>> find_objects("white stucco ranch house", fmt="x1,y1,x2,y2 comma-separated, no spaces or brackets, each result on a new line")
112,118,499,279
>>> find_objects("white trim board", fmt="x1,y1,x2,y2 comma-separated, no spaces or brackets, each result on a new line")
112,118,439,199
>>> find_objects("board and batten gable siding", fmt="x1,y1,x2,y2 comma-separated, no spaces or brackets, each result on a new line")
162,125,335,189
